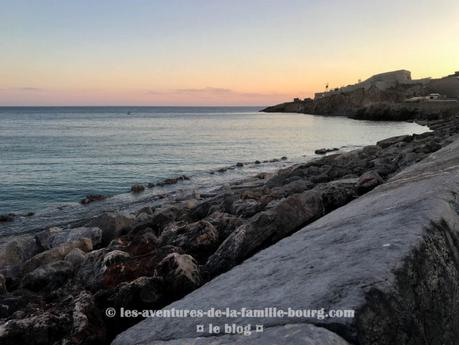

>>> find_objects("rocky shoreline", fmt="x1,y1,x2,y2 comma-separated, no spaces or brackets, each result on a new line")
1,115,459,344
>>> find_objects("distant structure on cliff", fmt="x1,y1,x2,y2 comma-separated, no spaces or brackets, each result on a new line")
314,70,459,101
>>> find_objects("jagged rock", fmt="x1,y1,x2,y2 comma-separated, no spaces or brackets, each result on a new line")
271,179,314,197
377,135,413,148
22,239,92,274
103,250,130,267
161,221,219,262
318,178,359,212
205,211,244,241
0,309,73,345
64,248,86,267
78,246,178,291
21,260,73,291
0,236,40,280
356,170,384,194
157,253,201,296
76,248,109,291
100,276,164,310
414,139,442,154
112,137,459,345
85,212,135,245
206,190,323,276
190,197,222,220
0,291,105,345
230,198,266,218
66,291,106,344
124,232,159,256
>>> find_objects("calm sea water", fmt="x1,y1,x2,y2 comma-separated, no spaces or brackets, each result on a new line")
0,106,428,217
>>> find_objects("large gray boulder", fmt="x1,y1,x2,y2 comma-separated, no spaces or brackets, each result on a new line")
85,212,135,245
37,226,102,249
206,190,323,276
0,236,40,279
112,138,459,345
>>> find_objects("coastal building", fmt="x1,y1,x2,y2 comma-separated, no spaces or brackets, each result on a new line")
314,70,418,99
314,69,459,101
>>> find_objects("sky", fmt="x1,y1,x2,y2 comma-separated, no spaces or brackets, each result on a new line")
0,0,458,106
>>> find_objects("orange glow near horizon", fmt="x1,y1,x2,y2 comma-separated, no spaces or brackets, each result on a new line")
1,0,458,106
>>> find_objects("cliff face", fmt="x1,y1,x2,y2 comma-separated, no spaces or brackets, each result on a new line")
262,70,459,120
113,136,459,345
263,83,427,116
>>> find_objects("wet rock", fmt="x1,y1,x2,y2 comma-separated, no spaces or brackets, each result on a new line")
236,162,244,167
131,184,145,193
315,147,339,155
206,190,324,276
0,213,16,223
156,175,190,187
80,194,107,205
356,170,384,194
21,260,73,292
85,212,135,245
157,253,201,296
281,156,288,160
161,221,219,262
255,160,261,164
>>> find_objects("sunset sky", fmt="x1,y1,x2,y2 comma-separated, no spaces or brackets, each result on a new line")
1,0,458,106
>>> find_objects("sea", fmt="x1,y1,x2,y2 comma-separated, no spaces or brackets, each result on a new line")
0,106,428,236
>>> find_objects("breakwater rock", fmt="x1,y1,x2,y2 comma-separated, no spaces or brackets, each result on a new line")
1,117,459,344
113,129,459,344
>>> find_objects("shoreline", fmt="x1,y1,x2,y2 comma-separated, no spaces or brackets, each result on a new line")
1,115,458,344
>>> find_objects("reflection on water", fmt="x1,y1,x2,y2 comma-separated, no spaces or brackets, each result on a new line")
0,106,428,221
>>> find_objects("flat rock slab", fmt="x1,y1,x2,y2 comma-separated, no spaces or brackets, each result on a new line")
113,137,459,345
